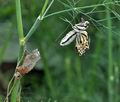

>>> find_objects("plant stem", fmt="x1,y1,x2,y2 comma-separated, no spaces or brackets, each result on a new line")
40,45,56,97
43,1,119,19
0,33,13,63
10,0,24,102
114,64,119,102
65,52,73,89
40,0,49,17
75,57,84,101
88,36,102,95
106,1,114,102
75,57,81,79
10,80,20,102
24,16,41,43
15,0,24,45
25,0,54,42
41,0,54,19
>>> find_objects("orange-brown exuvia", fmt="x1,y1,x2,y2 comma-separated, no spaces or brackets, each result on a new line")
14,49,40,79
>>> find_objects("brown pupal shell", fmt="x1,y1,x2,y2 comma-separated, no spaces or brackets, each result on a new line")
16,49,40,76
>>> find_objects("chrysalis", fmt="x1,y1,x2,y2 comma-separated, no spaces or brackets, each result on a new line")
14,49,40,79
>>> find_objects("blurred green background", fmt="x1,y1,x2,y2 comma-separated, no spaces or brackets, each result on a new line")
0,0,120,102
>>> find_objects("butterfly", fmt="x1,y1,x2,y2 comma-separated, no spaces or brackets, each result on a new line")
60,18,90,56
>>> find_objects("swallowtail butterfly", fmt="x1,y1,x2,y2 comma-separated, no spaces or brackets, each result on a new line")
60,18,90,56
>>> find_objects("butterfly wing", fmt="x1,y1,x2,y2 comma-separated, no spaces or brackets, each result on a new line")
75,31,90,56
60,30,76,46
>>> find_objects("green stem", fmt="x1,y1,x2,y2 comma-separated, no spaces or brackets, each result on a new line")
43,1,119,19
88,35,102,95
24,16,41,43
17,45,25,64
40,45,56,97
10,80,20,102
10,0,24,102
114,64,119,102
106,1,114,102
0,33,13,63
40,0,49,17
75,57,84,100
15,0,24,45
64,53,73,89
41,0,54,19
25,0,54,42
15,0,25,68
75,57,81,78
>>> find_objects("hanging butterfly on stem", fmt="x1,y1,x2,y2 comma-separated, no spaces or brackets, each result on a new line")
60,18,90,56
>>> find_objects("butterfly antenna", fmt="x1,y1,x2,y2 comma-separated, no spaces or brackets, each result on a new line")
81,18,85,22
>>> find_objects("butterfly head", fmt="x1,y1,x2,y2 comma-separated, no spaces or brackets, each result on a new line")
76,18,90,30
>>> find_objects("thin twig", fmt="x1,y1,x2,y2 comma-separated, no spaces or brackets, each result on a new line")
43,1,120,19
4,75,14,102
